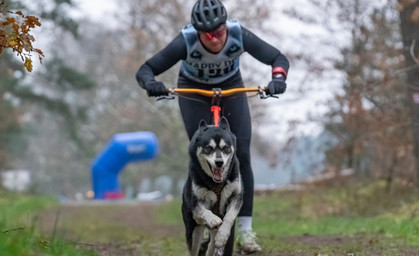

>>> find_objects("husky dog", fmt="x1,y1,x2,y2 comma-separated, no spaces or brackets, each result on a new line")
182,117,243,256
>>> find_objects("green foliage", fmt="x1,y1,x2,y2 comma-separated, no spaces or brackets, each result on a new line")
154,181,419,254
0,191,95,256
154,198,183,225
44,58,96,91
0,99,21,142
47,205,146,242
7,79,90,146
0,191,55,222
40,2,79,37
32,204,186,255
58,65,95,90
6,181,414,255
0,51,23,169
0,232,96,256
248,181,419,245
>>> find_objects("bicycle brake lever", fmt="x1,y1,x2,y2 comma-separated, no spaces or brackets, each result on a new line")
260,94,269,99
156,95,175,101
259,91,279,99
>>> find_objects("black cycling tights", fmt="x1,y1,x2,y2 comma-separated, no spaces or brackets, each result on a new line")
177,72,254,217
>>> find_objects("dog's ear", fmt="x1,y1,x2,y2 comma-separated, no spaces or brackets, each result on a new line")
219,117,230,131
199,119,208,131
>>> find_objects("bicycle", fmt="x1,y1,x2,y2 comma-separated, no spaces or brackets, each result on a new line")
158,86,274,126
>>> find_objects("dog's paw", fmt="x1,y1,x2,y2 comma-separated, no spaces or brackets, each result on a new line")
214,228,230,248
205,214,222,229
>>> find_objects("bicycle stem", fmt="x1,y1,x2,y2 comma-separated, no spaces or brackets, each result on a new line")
211,106,222,127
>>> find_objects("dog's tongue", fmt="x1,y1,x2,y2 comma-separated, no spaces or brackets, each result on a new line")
213,168,223,181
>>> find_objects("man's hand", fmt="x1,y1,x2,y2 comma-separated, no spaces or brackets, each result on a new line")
144,81,169,97
267,75,287,95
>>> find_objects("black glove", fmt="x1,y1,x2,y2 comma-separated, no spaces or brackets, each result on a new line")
144,81,169,97
267,75,287,95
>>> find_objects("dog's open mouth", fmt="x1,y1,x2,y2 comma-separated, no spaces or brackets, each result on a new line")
211,167,223,182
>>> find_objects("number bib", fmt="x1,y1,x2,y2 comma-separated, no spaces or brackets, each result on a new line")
180,19,244,84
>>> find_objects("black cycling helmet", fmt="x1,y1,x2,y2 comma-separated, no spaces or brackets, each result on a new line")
191,0,227,32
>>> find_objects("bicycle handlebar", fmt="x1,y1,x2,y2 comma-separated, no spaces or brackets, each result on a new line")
168,86,266,97
159,86,277,100
156,86,277,126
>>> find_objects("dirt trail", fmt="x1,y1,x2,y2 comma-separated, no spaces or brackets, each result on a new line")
38,202,181,238
37,202,419,256
38,202,184,255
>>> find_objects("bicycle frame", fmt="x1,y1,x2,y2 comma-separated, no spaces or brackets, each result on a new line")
166,86,269,127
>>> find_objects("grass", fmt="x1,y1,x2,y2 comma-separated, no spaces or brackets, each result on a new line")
37,203,188,255
252,191,419,244
2,179,419,255
155,179,419,255
0,190,96,256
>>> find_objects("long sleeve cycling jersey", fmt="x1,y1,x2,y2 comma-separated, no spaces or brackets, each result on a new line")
135,19,290,221
136,19,289,87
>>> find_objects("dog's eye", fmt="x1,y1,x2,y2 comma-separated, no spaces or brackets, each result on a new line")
222,146,231,154
203,146,213,154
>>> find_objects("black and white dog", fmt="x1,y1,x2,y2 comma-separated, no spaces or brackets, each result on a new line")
182,117,243,256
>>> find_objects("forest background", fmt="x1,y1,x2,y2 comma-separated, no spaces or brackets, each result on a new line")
1,0,418,200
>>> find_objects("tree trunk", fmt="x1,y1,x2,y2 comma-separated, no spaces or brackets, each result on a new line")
398,0,419,183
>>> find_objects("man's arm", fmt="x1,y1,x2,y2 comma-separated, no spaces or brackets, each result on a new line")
136,33,187,88
242,26,290,77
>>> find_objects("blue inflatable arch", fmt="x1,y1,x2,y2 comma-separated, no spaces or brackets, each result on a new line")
91,131,159,199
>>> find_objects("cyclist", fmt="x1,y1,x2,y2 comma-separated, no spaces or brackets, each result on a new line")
136,0,289,253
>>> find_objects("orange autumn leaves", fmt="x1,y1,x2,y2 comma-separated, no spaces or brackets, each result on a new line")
0,10,44,72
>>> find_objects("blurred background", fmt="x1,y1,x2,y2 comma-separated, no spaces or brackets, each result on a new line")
1,0,418,201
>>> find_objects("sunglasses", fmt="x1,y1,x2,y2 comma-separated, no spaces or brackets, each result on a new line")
201,25,227,40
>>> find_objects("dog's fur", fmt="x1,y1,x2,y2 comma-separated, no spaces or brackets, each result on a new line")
182,117,243,256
